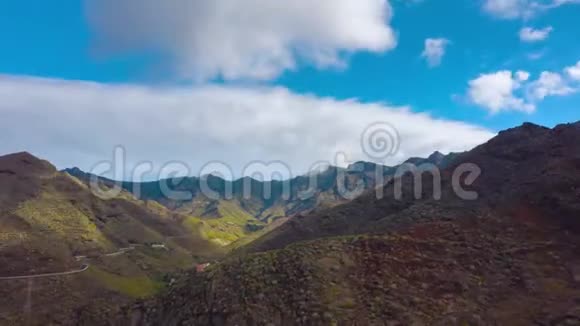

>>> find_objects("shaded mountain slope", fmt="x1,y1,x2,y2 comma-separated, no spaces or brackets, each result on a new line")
247,122,580,252
131,121,580,325
136,213,580,325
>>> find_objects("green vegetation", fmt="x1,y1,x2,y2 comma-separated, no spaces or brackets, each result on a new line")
182,200,266,246
15,191,112,249
182,216,203,231
143,200,172,218
62,173,89,189
87,266,163,298
217,200,255,221
259,205,286,222
0,154,233,323
101,214,166,247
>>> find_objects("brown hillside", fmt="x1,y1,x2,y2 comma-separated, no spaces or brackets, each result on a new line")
131,121,580,325
247,122,580,253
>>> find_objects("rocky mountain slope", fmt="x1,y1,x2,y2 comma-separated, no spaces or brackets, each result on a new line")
139,215,580,325
247,122,580,252
132,121,580,325
0,152,223,325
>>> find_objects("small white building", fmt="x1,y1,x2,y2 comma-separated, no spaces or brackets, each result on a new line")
151,243,168,250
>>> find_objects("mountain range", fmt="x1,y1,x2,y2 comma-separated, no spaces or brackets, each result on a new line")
1,121,579,325
124,121,580,325
0,144,455,324
63,151,456,247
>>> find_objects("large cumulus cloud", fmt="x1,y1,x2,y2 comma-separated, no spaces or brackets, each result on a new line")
85,0,397,81
0,75,494,180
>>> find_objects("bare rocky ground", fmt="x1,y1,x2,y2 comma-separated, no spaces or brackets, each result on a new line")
128,212,580,325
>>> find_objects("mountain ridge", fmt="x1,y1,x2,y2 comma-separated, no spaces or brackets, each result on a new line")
245,121,580,253
63,151,458,221
129,120,580,325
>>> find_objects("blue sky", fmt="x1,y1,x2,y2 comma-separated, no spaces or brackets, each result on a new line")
281,0,580,129
0,0,579,176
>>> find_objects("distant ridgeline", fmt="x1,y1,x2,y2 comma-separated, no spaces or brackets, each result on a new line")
64,151,458,223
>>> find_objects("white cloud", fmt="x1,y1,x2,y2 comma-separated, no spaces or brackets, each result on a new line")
528,71,575,100
483,0,580,19
519,26,553,42
0,74,494,178
483,0,531,19
467,70,534,114
566,61,580,80
515,70,530,81
467,66,578,114
421,38,450,67
85,0,397,81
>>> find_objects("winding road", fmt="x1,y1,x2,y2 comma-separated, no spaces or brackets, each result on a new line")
0,264,89,281
0,242,163,281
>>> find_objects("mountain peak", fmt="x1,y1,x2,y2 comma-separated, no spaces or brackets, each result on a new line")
554,121,580,133
427,151,445,161
0,151,56,177
521,122,551,133
1,151,37,162
521,121,543,128
347,161,381,172
403,151,452,167
64,166,83,174
498,122,550,137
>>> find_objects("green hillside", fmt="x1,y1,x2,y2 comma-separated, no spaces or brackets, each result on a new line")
0,152,225,325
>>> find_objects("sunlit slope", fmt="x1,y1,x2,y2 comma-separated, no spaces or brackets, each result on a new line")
0,152,226,325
